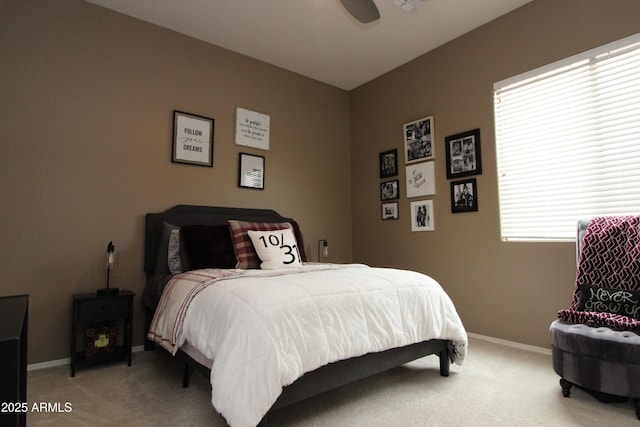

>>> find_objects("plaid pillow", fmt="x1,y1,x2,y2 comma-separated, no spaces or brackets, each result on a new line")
228,220,292,269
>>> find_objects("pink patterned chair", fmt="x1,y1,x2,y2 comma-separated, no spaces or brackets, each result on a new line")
550,216,640,419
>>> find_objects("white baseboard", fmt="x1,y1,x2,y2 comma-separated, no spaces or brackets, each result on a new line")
27,345,145,372
467,332,552,356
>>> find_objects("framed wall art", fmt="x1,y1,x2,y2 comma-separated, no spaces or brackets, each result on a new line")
410,200,434,232
172,110,214,167
380,180,399,201
405,161,435,198
450,178,478,213
445,128,482,179
404,116,434,164
381,202,399,220
379,149,398,178
238,153,265,190
235,107,270,150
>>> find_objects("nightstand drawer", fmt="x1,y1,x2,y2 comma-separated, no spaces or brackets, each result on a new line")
77,297,132,322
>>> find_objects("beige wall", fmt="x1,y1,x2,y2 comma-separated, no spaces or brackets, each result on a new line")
350,0,640,348
3,0,640,364
1,0,352,363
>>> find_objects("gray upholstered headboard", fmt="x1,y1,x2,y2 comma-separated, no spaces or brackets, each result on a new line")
144,205,294,275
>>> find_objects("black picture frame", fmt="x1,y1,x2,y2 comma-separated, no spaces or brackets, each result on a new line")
379,149,398,178
380,180,399,201
238,153,265,190
450,178,478,213
445,128,482,179
381,202,399,220
172,110,214,167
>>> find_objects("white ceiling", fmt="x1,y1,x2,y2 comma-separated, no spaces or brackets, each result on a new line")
86,0,532,90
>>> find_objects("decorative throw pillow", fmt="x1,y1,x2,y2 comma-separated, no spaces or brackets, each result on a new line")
167,229,183,274
154,222,190,274
180,224,237,270
228,220,293,269
247,228,302,269
577,285,640,320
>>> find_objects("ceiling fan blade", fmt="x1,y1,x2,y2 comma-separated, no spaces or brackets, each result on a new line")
339,0,380,23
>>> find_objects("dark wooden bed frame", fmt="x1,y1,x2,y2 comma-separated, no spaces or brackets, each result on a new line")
144,205,452,425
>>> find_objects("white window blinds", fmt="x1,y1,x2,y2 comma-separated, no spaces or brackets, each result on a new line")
494,33,640,241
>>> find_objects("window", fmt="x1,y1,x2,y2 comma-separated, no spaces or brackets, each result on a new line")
494,33,640,241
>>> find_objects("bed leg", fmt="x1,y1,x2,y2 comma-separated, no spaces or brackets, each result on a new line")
439,350,450,377
182,362,193,388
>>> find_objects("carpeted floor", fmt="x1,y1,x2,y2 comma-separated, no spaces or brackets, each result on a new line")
27,336,639,426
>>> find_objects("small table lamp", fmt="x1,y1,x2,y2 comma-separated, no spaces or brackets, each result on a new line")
317,239,329,262
97,241,120,296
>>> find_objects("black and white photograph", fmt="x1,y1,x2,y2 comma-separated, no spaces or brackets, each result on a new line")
379,149,398,178
238,153,265,189
404,116,434,164
445,128,482,179
380,180,399,201
410,200,434,232
450,178,478,213
381,202,399,220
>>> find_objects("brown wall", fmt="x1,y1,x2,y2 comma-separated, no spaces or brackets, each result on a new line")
3,0,640,364
350,0,640,348
1,0,352,363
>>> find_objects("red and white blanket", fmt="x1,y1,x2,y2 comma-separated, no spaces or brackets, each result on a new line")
148,264,467,427
147,269,243,354
558,215,640,332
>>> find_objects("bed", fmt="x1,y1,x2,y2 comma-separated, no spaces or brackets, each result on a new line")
143,204,467,427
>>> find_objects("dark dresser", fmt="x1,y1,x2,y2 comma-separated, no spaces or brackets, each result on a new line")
0,294,29,427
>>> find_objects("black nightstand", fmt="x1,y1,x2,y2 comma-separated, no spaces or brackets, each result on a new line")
70,290,134,377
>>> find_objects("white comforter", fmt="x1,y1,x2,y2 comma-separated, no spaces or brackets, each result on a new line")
149,264,467,427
